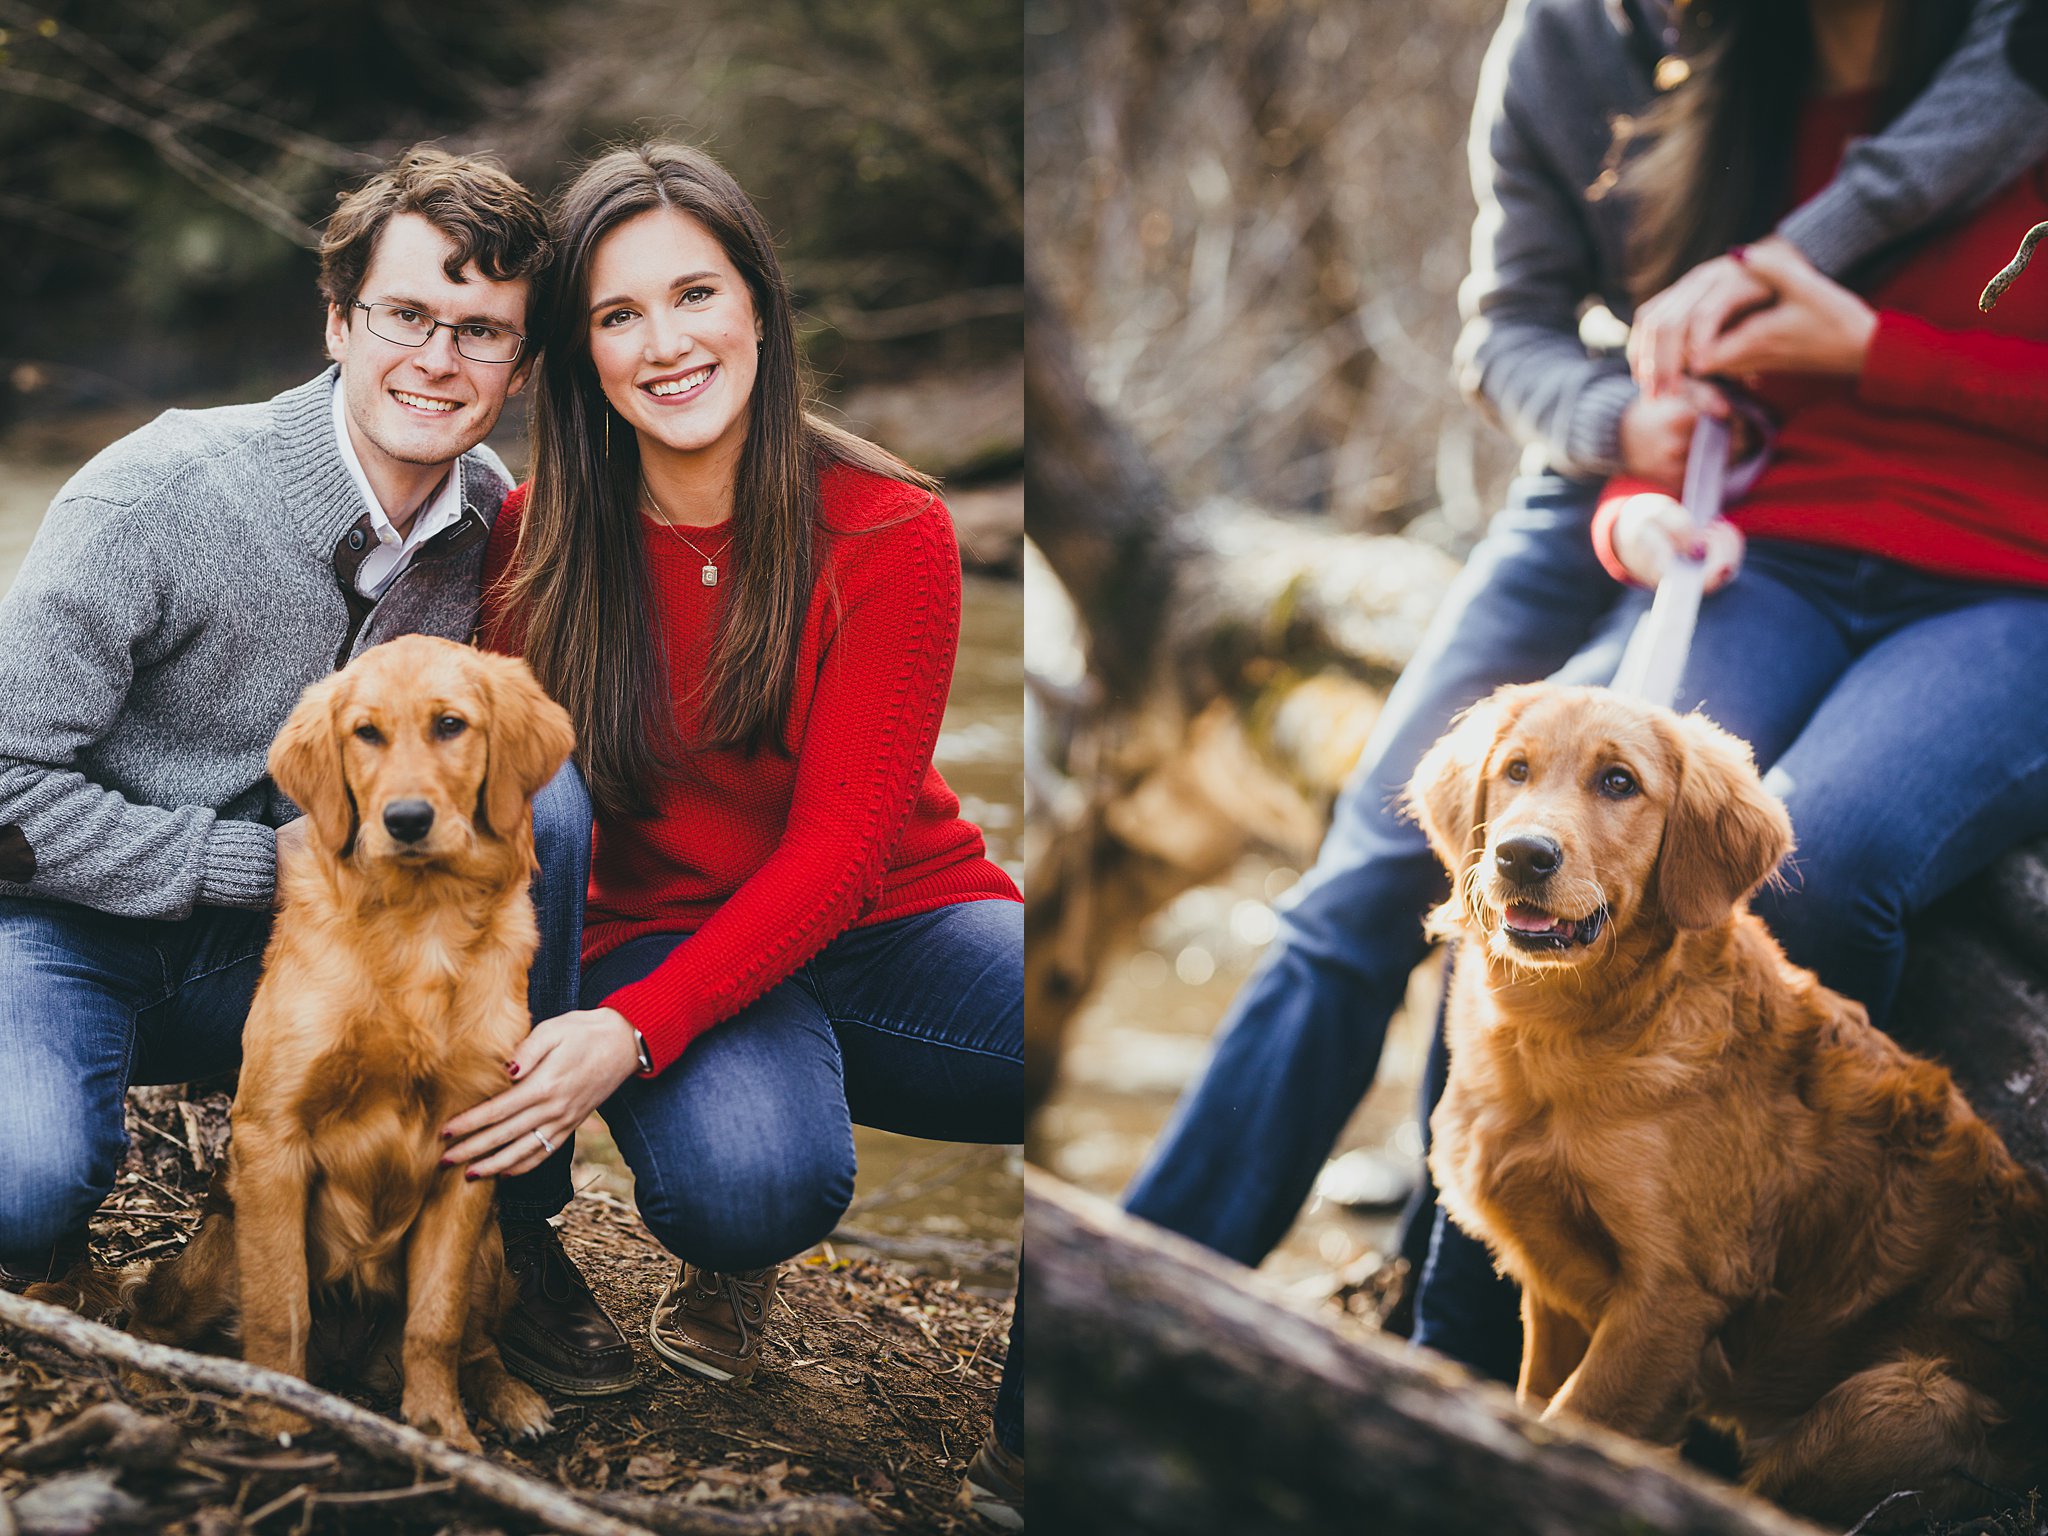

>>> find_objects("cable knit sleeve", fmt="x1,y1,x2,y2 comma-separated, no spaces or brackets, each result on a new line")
601,496,961,1070
1454,0,1638,480
0,492,275,917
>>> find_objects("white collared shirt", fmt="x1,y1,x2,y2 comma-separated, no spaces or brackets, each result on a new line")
331,380,466,599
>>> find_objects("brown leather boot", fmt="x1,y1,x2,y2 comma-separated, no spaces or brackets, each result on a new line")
497,1220,636,1396
958,1431,1025,1530
647,1263,778,1385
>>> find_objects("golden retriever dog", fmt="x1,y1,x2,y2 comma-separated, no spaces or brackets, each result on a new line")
129,635,573,1450
1410,682,2048,1526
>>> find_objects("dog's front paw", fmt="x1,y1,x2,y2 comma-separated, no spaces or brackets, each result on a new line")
401,1390,482,1454
482,1377,554,1441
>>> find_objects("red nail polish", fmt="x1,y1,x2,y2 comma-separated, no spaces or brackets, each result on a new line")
441,1129,453,1140
507,1062,521,1078
465,1170,479,1181
440,1156,454,1167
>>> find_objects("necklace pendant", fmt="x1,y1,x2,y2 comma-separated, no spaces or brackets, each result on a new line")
702,564,719,587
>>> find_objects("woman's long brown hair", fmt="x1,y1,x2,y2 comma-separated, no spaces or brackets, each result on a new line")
1614,0,1968,300
507,143,932,820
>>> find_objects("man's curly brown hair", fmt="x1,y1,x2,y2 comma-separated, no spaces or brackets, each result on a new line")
318,146,550,319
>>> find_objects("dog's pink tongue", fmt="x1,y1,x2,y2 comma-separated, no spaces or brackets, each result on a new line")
1504,903,1565,934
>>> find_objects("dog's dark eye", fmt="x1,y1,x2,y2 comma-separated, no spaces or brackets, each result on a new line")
434,715,467,740
1504,759,1529,784
353,724,383,746
1600,767,1638,798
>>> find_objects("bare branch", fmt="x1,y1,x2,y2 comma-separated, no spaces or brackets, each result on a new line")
0,65,320,244
0,1289,880,1536
0,4,360,167
0,192,129,251
1981,219,2048,311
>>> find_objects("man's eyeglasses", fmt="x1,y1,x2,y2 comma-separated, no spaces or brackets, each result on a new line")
352,301,526,364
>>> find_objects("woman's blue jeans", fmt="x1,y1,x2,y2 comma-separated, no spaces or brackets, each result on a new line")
0,763,591,1267
510,762,1025,1452
1411,540,2048,1379
1121,475,1621,1263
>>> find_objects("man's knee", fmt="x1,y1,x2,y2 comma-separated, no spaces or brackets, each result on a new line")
0,1115,109,1257
638,1138,856,1272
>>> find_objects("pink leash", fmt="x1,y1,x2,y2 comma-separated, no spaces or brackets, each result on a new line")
1610,396,1774,709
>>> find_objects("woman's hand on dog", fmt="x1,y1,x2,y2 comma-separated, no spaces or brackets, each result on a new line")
1611,491,1745,591
440,1008,643,1177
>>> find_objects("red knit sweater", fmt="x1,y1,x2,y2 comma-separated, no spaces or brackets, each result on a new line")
483,464,1020,1072
1595,93,2048,586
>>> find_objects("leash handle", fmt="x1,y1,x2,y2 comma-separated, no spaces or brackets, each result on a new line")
1610,413,1731,708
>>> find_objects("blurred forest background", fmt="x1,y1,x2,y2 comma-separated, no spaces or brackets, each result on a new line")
0,0,1022,522
1025,0,1512,1296
1028,0,1511,541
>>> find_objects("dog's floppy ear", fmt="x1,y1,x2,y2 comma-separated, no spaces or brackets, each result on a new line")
477,652,576,838
1654,711,1794,930
1407,685,1536,876
269,672,356,857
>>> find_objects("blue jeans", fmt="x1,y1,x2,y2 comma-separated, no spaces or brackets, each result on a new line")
0,764,592,1266
1121,475,1620,1263
1412,540,2048,1379
579,900,1025,1450
0,901,268,1260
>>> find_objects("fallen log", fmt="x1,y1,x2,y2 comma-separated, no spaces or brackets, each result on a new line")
1027,1168,1831,1536
1894,845,2048,1179
0,1290,877,1536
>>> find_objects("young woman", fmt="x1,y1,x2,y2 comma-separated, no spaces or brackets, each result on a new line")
440,142,1023,1511
1413,0,2048,1400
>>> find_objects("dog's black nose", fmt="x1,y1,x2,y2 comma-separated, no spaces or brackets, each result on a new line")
383,800,435,844
1495,834,1561,885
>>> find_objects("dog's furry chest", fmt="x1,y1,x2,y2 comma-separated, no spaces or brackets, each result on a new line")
241,994,512,1299
1431,1079,1625,1312
292,1047,479,1297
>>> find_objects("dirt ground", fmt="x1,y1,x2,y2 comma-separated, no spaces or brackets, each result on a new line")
0,1089,1011,1535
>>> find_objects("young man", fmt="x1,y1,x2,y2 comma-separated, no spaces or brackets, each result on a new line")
0,146,635,1399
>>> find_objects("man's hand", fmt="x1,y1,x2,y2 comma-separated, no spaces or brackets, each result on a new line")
440,1007,644,1179
1618,378,1734,492
1628,239,1782,397
1692,240,1877,381
1610,491,1745,592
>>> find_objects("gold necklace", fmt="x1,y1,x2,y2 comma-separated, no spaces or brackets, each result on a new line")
642,486,733,587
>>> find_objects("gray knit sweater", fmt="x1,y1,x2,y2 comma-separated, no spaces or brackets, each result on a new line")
1457,0,2048,481
0,370,509,919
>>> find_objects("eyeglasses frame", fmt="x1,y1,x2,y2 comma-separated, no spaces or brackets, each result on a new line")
350,300,527,365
